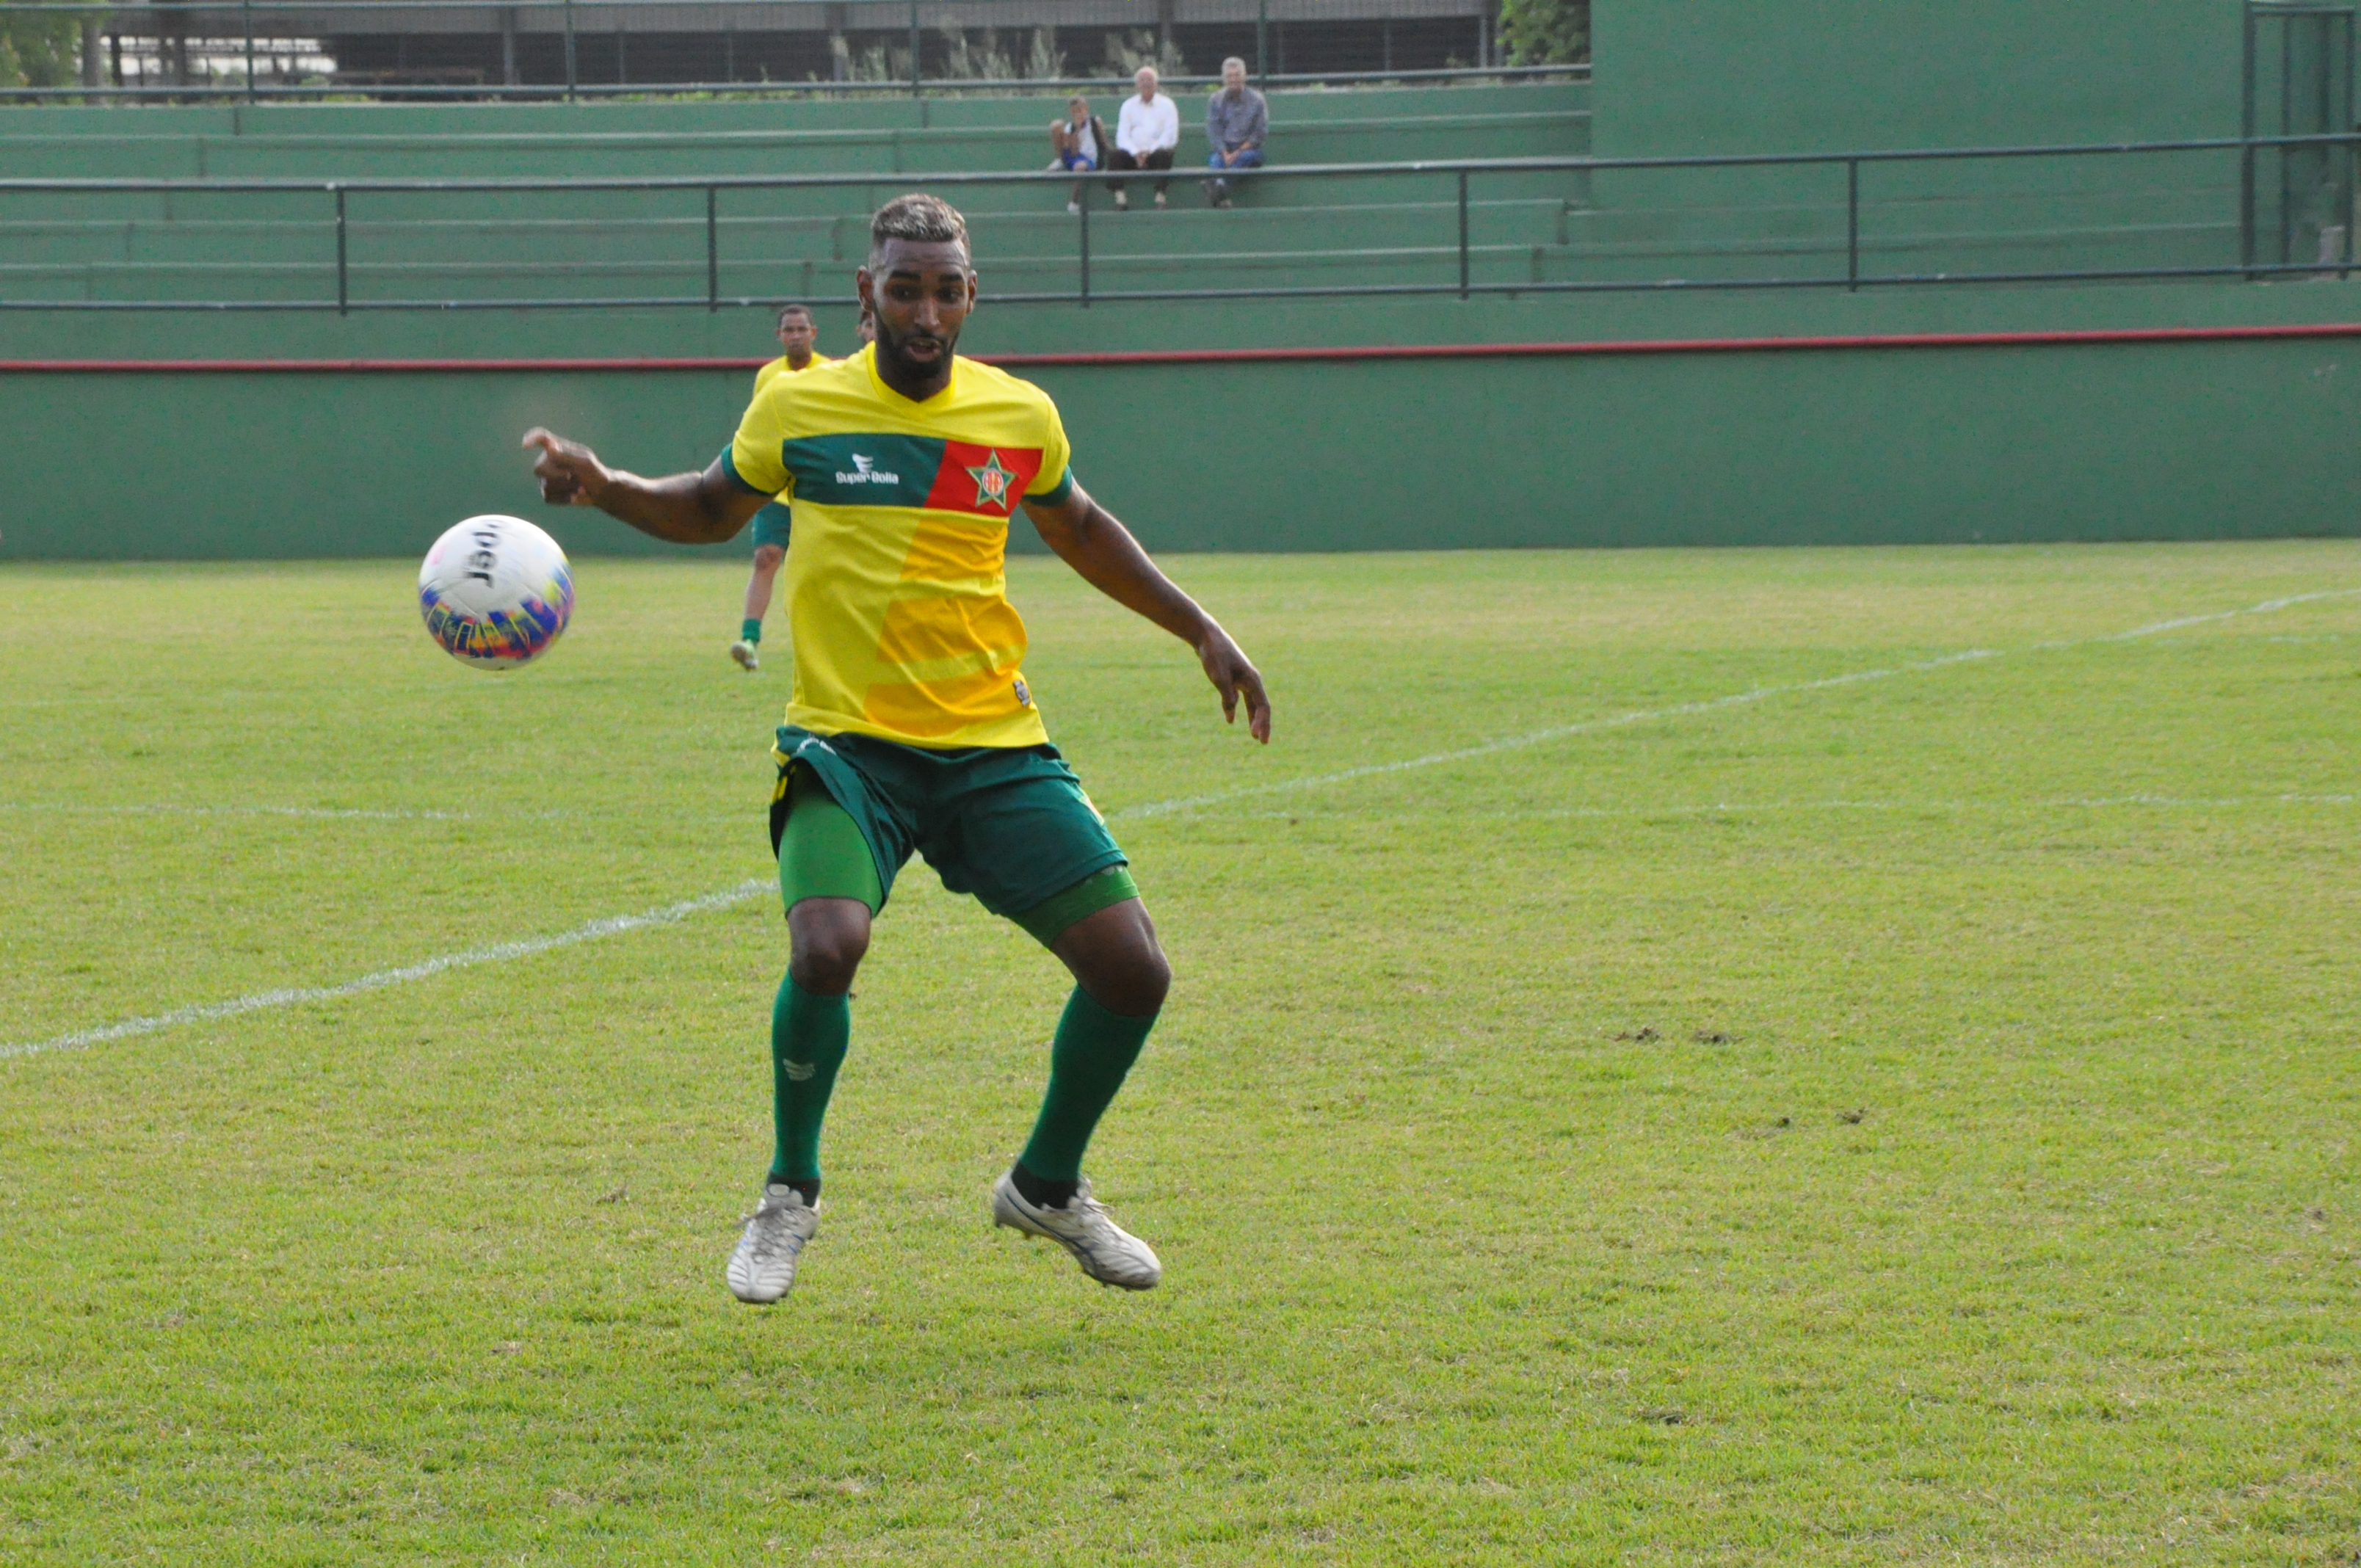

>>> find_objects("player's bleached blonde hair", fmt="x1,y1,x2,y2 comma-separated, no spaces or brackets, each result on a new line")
868,194,971,269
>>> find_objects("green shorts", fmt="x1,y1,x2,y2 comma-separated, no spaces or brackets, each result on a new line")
750,501,792,552
767,725,1136,945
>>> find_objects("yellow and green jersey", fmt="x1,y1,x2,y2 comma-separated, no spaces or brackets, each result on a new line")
752,354,833,503
725,344,1076,750
752,352,834,399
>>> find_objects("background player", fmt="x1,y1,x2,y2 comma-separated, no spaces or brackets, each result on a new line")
522,194,1272,1304
728,303,831,672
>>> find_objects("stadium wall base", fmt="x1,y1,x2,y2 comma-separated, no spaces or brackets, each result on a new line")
7,282,2361,557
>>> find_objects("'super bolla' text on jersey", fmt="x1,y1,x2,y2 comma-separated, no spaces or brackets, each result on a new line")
725,345,1076,749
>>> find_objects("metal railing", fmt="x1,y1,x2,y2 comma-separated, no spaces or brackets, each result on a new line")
1,134,2354,313
0,0,1578,103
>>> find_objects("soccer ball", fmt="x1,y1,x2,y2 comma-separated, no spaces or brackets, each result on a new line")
418,515,574,669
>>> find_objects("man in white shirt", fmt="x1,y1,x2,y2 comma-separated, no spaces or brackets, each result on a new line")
1109,66,1180,211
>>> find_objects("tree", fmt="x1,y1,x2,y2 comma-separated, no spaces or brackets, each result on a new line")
0,8,86,87
1497,0,1586,65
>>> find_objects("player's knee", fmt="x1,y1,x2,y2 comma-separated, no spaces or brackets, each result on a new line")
1095,942,1171,1017
791,934,866,994
788,902,870,993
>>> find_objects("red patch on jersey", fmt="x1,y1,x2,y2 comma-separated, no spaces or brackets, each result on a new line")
924,442,1045,518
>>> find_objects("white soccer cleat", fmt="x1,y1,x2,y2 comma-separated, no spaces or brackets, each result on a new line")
729,639,761,672
1113,189,1129,210
726,1185,818,1304
991,1172,1162,1291
1066,200,1081,215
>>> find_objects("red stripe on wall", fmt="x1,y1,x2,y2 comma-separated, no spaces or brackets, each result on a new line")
7,323,2361,373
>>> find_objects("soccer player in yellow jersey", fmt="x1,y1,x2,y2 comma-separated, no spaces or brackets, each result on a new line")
522,194,1271,1302
728,303,832,673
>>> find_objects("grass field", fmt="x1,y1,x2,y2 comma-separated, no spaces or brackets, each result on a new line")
2,542,2358,1566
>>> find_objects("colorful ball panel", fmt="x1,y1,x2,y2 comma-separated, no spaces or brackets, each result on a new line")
417,515,575,670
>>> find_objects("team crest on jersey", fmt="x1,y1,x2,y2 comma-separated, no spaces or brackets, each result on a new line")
965,451,1018,509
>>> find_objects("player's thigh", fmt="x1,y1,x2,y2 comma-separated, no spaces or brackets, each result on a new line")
930,752,1130,940
777,768,884,915
775,770,888,987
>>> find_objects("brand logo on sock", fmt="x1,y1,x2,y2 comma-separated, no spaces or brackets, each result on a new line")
783,1060,817,1082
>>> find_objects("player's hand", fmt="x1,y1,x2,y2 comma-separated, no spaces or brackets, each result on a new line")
522,427,612,507
1196,625,1272,744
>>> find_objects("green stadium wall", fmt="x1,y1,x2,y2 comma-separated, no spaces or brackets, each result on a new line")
1592,0,2236,156
6,70,2360,561
8,283,2361,559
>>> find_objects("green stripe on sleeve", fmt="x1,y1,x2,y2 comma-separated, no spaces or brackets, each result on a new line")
1031,465,1076,507
719,446,767,496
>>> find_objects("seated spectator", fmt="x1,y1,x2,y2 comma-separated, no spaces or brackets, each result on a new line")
1109,65,1179,211
1203,57,1267,209
1048,95,1109,214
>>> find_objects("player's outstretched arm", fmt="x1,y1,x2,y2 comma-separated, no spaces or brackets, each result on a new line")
522,428,766,545
1025,480,1272,743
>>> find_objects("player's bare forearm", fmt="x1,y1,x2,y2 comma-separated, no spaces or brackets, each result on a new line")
1026,482,1272,742
521,429,764,545
1028,485,1204,639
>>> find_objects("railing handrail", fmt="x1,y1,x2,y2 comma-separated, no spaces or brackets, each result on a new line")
3,130,2352,313
0,134,2351,195
0,67,1584,98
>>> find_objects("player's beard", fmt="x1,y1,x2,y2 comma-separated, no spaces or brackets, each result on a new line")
873,312,959,382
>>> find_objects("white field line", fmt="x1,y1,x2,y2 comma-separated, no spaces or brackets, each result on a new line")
7,585,2356,1064
1,880,771,1061
0,802,479,822
1349,791,2361,824
1111,587,2361,822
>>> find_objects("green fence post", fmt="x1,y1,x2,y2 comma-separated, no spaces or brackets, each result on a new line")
1255,0,1268,85
909,0,921,98
707,186,720,310
334,185,349,315
1846,158,1859,291
243,0,255,102
564,0,578,100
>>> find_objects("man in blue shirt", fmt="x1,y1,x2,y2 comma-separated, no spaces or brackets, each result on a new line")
1203,57,1267,209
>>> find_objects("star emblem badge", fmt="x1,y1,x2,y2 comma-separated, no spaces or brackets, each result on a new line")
965,450,1016,510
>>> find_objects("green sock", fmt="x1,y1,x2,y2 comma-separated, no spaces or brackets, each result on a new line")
741,618,764,644
769,974,849,1184
1018,987,1158,1183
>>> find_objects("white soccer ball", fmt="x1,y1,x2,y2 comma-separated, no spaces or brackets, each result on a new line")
418,515,575,669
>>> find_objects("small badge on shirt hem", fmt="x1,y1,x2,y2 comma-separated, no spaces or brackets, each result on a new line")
1012,677,1032,707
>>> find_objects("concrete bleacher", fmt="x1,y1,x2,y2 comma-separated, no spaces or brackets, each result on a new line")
0,83,1589,305
0,77,2243,306
0,87,1588,176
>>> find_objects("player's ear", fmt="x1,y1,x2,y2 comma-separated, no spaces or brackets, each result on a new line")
855,268,874,310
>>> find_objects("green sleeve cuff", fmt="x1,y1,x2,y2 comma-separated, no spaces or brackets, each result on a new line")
1029,465,1076,507
719,446,768,496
